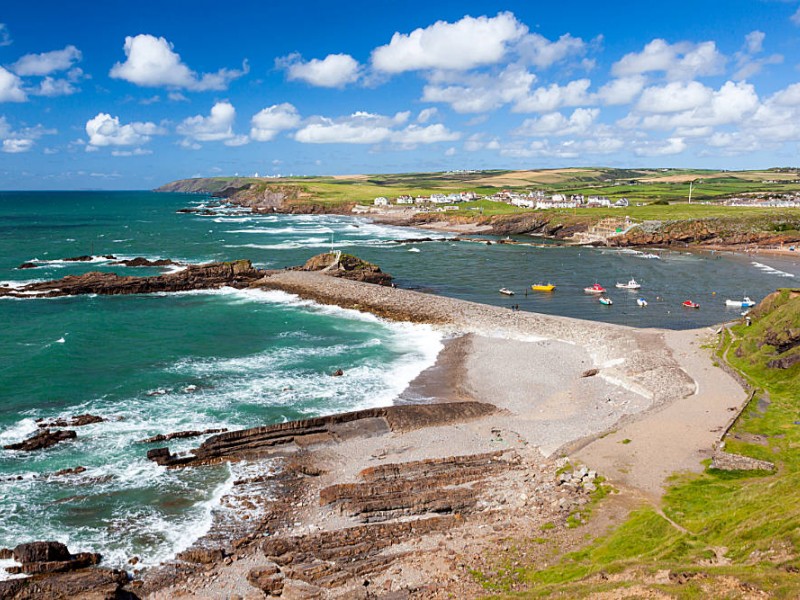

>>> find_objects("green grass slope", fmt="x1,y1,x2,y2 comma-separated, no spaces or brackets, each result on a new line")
475,290,800,598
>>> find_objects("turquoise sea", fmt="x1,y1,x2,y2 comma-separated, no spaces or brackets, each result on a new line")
1,191,798,573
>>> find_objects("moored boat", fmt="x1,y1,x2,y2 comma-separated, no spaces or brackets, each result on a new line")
599,296,613,305
584,283,606,294
531,283,556,292
725,296,755,308
682,300,700,309
615,278,641,289
636,297,648,307
499,287,514,296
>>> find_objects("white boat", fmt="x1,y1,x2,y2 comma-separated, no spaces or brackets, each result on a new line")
408,247,421,253
499,287,514,296
725,296,755,308
636,297,648,307
615,278,641,290
599,296,613,305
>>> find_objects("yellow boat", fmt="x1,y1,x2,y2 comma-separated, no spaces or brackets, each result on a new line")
531,283,556,292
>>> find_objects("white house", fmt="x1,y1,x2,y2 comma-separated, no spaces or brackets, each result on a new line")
396,195,413,205
374,197,389,206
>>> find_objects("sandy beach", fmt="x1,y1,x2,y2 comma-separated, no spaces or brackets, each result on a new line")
131,272,749,599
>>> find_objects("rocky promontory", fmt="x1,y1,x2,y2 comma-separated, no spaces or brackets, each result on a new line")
0,260,265,299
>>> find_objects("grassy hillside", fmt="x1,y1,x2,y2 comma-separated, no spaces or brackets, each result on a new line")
474,290,800,598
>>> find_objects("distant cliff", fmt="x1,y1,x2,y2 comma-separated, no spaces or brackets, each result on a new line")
155,177,327,213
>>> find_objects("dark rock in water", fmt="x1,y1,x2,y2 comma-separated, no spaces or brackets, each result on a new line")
299,252,392,286
138,427,228,444
581,368,599,378
0,548,12,559
0,259,265,299
50,466,87,477
38,414,105,428
4,429,77,451
17,262,38,269
62,255,95,262
13,541,71,564
111,256,179,267
331,369,344,377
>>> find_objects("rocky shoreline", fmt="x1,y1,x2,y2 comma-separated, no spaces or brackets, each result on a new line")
156,178,800,249
1,253,752,599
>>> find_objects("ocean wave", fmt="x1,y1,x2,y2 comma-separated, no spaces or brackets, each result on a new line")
752,261,795,278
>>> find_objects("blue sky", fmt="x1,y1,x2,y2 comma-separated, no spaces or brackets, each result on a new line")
1,0,800,189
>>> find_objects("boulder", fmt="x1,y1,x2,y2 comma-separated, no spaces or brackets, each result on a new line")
17,262,38,270
38,414,105,428
13,542,71,564
3,429,76,451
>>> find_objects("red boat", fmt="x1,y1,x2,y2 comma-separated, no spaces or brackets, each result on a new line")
682,300,700,309
584,283,606,294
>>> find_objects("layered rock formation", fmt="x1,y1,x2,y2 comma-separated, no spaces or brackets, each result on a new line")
0,260,265,299
146,402,496,468
0,542,128,600
3,429,76,451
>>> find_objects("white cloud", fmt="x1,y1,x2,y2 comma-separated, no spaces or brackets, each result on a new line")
2,138,34,153
596,76,646,105
513,79,592,113
278,53,360,88
177,101,246,145
110,34,247,91
792,7,800,25
464,133,500,151
12,45,81,76
293,111,453,146
612,39,726,80
636,81,713,113
633,137,687,156
294,111,409,144
733,31,782,80
422,65,535,113
0,116,56,153
500,136,624,159
0,67,27,102
416,107,438,123
371,12,526,73
111,148,153,157
445,146,457,156
630,81,759,130
0,24,12,47
31,76,77,97
390,123,460,145
517,33,586,68
85,113,165,148
250,103,301,142
514,108,599,137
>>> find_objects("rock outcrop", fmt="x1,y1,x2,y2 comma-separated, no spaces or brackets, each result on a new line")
319,452,515,522
36,414,105,428
0,542,127,600
4,429,76,451
297,252,393,286
110,257,180,267
0,260,264,299
147,402,496,468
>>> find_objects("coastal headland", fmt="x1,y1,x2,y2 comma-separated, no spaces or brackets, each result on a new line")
155,167,800,253
1,253,755,599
